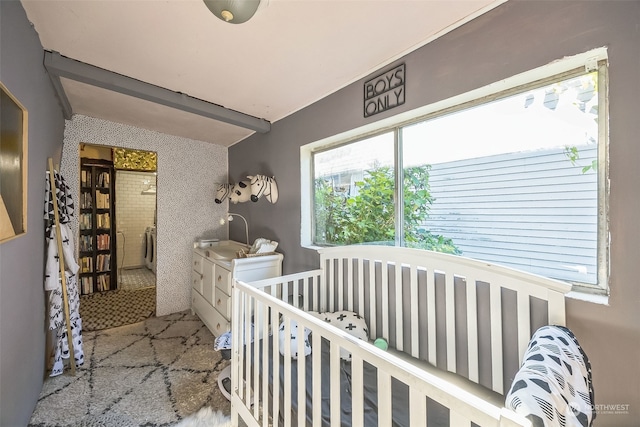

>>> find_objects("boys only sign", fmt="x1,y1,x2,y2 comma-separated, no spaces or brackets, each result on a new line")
364,63,405,118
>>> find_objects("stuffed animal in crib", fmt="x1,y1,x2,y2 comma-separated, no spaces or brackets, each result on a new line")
279,320,312,360
248,174,278,204
214,183,232,204
229,180,251,204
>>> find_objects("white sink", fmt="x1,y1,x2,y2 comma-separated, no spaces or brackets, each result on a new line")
203,240,249,260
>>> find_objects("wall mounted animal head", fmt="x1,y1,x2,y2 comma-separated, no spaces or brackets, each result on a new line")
229,180,252,204
214,183,232,204
248,175,278,204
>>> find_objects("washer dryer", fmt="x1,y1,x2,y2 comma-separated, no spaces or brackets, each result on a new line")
144,226,155,270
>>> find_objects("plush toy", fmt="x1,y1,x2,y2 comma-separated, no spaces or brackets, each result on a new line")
323,311,369,361
279,319,312,360
228,180,251,204
248,175,278,204
214,183,232,204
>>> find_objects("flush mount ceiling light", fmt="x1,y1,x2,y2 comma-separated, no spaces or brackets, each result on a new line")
203,0,261,24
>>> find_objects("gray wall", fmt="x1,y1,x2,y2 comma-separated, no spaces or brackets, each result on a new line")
0,1,66,425
230,1,640,425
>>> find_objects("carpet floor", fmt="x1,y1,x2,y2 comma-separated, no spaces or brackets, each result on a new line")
80,287,156,332
29,311,231,427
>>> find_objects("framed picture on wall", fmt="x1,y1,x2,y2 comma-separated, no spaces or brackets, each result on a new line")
0,81,28,243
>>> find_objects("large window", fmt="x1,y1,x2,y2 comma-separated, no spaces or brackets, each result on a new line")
304,51,608,292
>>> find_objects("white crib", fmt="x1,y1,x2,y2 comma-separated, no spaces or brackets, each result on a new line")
230,245,572,427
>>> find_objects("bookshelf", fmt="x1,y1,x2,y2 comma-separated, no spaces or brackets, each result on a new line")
79,158,117,295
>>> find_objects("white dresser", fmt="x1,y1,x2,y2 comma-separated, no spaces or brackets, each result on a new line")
191,243,283,337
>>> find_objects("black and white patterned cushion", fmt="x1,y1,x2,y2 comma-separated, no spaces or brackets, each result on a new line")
505,325,595,427
321,311,369,361
278,320,312,360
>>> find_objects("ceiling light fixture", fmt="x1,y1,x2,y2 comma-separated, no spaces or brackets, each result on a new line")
203,0,261,24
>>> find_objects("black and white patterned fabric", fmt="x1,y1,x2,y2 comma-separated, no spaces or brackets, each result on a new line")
505,325,595,427
44,169,84,376
44,170,75,224
279,319,312,360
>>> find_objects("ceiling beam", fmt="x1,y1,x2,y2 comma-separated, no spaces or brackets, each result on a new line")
43,50,271,133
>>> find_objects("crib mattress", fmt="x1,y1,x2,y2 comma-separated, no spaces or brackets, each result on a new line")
246,336,450,427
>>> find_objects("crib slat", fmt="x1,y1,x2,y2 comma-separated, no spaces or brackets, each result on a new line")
490,284,504,394
283,319,292,427
410,265,419,358
450,410,472,426
395,260,403,351
262,301,270,427
466,277,479,383
351,354,364,427
377,370,392,426
347,256,353,312
303,277,310,311
357,258,365,317
329,259,335,312
330,343,341,427
427,268,437,365
548,290,566,327
297,321,306,427
338,258,344,311
517,291,531,364
381,261,389,339
312,332,322,427
369,260,377,339
445,272,457,373
409,388,426,427
252,298,260,420
272,309,281,427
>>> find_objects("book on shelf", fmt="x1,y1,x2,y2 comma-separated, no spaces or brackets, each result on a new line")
96,192,110,209
80,235,92,252
81,192,93,209
81,256,93,273
97,274,110,292
81,170,93,188
97,234,110,250
96,254,111,272
81,276,94,294
96,212,110,229
97,171,110,188
80,213,92,230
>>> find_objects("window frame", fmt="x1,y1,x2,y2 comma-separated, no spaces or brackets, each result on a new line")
301,47,609,294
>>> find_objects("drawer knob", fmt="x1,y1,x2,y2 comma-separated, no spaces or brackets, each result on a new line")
217,275,222,282
217,298,221,305
216,323,221,330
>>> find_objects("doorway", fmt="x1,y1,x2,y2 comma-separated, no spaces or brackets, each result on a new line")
78,143,157,331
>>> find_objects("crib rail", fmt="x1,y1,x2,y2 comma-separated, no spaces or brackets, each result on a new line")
318,246,572,394
231,278,532,427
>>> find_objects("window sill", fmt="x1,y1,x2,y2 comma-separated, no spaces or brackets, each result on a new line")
566,290,609,306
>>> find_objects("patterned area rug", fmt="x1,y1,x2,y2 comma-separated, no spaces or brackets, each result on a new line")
29,311,231,427
80,287,156,331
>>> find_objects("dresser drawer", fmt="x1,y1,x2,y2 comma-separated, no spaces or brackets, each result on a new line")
191,269,203,295
215,291,231,320
192,253,204,275
215,265,232,296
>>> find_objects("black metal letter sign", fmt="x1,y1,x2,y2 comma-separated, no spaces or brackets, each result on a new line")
363,63,405,118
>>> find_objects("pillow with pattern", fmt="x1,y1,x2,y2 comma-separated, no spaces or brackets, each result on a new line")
323,311,369,361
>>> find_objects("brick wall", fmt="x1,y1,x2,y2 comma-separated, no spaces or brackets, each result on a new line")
115,170,156,269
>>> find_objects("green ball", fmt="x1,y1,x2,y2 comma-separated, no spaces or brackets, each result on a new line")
374,338,388,350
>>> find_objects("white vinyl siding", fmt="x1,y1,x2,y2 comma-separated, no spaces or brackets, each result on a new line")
425,146,597,284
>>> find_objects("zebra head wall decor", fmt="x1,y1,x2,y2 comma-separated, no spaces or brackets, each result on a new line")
248,175,278,204
229,180,252,204
214,183,232,204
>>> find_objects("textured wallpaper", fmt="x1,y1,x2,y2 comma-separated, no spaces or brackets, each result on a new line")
61,115,229,315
